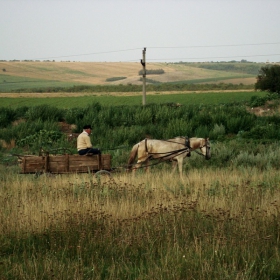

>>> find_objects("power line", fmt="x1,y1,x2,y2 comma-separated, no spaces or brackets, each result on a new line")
146,53,280,62
20,42,280,61
31,48,142,60
124,54,280,63
148,42,280,49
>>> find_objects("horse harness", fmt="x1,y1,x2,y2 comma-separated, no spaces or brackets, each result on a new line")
145,136,210,158
144,136,191,159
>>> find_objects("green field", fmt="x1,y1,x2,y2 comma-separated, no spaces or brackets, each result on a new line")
0,91,266,108
0,74,83,91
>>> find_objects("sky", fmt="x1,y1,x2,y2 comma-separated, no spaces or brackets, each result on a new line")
1,0,280,63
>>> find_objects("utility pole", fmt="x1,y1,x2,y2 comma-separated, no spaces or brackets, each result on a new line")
141,48,146,106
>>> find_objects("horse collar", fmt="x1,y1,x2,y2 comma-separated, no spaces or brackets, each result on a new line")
145,138,148,153
185,137,190,148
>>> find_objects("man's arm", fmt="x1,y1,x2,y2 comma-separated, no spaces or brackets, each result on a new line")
85,135,93,148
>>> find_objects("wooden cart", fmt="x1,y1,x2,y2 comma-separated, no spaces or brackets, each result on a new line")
17,154,112,174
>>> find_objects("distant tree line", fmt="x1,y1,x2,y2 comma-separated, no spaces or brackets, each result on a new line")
196,63,266,75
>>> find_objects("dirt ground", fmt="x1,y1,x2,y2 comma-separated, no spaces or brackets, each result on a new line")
0,89,254,98
247,101,280,116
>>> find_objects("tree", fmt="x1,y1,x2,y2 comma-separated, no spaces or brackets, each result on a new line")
255,65,280,93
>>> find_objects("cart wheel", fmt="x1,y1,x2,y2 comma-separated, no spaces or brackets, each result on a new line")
95,170,111,177
34,171,42,178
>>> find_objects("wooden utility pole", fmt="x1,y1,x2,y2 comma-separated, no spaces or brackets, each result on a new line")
141,48,146,106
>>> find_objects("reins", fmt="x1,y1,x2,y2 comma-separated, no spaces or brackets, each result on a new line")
129,148,189,170
127,136,210,171
128,137,191,170
193,150,205,156
145,146,189,156
143,137,190,156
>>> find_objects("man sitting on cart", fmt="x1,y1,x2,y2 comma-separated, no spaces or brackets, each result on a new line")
77,125,101,156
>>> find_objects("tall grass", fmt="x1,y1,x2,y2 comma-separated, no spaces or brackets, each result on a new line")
0,165,280,279
1,99,280,159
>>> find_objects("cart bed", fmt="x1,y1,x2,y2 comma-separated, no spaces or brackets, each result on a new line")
18,154,111,174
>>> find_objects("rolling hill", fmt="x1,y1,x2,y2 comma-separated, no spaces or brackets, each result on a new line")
0,60,266,92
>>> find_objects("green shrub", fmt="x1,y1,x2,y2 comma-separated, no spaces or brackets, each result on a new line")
250,95,266,107
134,108,153,126
232,150,277,170
225,114,256,134
191,111,213,128
139,69,165,75
16,129,63,152
106,77,126,82
84,102,102,114
209,124,226,140
0,108,16,128
163,119,191,138
64,108,86,124
0,120,60,147
194,125,210,138
25,105,65,122
249,92,280,107
14,106,29,120
243,124,280,140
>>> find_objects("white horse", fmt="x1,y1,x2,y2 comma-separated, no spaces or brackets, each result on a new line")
127,137,211,178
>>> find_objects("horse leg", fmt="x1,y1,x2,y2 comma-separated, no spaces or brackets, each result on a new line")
133,156,148,173
177,158,184,180
145,159,149,173
171,160,178,174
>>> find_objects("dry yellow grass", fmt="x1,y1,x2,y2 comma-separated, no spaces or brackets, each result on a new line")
219,77,256,85
0,89,254,98
1,166,279,235
1,164,280,278
0,61,169,85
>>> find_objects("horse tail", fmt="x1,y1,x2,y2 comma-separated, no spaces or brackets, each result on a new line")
127,143,139,170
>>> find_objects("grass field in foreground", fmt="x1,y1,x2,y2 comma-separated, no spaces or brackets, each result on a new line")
0,91,266,108
1,165,280,279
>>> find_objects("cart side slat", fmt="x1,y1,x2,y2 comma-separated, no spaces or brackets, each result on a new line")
19,154,111,174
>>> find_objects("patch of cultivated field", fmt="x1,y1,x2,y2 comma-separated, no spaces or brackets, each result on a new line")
0,61,144,84
0,61,256,87
219,77,256,85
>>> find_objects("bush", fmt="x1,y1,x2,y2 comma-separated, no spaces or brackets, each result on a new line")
0,108,16,128
0,120,61,148
25,105,65,122
249,92,280,107
243,124,280,140
255,65,280,93
209,124,226,140
232,149,279,170
106,77,126,82
64,108,86,124
16,128,66,154
139,69,165,75
134,108,153,126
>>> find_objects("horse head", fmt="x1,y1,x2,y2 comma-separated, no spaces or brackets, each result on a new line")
201,138,211,160
189,137,211,160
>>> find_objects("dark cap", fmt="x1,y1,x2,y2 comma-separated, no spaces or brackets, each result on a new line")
83,125,92,130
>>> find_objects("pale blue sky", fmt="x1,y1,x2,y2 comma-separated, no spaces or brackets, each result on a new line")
1,0,280,62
